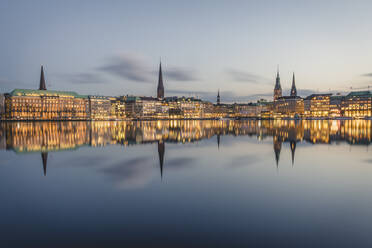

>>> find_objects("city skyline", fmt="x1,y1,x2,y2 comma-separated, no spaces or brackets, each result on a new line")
2,0,372,102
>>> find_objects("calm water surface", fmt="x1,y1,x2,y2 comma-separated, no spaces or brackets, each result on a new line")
1,120,372,247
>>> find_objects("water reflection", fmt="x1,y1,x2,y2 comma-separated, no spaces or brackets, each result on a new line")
1,120,371,176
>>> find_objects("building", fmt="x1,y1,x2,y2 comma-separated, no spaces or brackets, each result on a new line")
273,70,303,117
0,94,5,119
111,96,126,119
274,96,304,118
5,89,89,120
342,91,372,118
304,94,331,117
329,95,344,117
88,95,113,120
274,67,282,101
126,96,166,119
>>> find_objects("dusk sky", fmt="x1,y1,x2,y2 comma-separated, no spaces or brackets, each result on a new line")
1,0,372,102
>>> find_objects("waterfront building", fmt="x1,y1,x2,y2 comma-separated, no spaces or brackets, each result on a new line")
273,67,282,101
342,91,372,118
88,95,113,120
165,96,203,119
274,96,304,118
329,95,344,117
125,96,167,119
201,101,215,118
304,94,331,117
0,94,5,119
111,96,127,119
5,89,89,120
3,66,89,120
273,71,304,117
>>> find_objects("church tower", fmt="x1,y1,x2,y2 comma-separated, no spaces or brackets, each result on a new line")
157,62,164,99
273,67,282,101
39,65,46,90
290,72,297,97
217,89,220,105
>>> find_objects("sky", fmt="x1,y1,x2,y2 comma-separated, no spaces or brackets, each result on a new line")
1,0,372,102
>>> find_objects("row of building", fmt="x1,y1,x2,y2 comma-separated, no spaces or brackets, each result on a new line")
0,65,371,120
272,69,372,118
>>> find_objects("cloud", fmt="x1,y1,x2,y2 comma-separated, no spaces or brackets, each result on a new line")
99,53,152,82
227,69,270,84
60,73,104,85
99,53,199,83
361,73,372,77
164,68,197,81
101,157,156,190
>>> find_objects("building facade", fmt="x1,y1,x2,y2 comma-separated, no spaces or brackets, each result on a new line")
5,89,89,120
342,91,372,118
304,94,331,117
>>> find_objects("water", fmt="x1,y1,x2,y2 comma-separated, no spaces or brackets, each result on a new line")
1,120,372,247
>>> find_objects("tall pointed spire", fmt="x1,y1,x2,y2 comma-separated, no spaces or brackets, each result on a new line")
274,66,282,101
39,65,46,90
290,72,297,97
217,89,220,105
157,61,164,99
41,152,48,176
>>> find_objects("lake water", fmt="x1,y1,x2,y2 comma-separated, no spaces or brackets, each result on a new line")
1,120,372,247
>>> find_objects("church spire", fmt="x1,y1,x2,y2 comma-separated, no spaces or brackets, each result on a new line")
39,65,46,90
217,89,220,105
273,66,282,100
157,61,164,99
290,72,297,97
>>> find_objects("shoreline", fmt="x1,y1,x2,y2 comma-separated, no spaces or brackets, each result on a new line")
0,117,369,122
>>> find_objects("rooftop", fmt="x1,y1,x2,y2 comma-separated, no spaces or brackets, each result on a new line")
10,89,88,98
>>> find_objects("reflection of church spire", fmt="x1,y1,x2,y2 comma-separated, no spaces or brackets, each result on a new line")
217,133,220,149
273,136,282,167
41,152,48,176
290,141,296,166
158,141,165,179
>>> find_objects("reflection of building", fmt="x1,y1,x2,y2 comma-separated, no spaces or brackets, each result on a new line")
304,94,331,117
41,152,48,176
158,141,165,178
273,136,282,166
2,120,372,170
